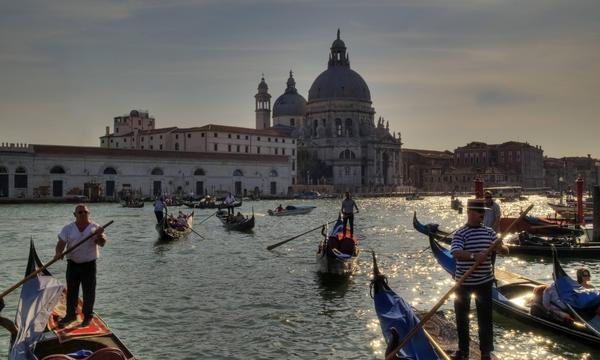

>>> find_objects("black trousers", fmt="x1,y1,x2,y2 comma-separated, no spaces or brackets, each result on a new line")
155,210,164,223
454,280,494,356
66,260,97,320
227,206,234,215
342,214,354,237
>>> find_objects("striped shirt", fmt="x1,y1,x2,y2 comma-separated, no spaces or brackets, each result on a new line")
450,225,497,285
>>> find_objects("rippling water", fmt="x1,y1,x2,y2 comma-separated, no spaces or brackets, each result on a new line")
0,196,598,359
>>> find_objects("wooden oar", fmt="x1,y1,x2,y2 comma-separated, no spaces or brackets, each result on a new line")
196,212,216,226
0,220,114,300
386,204,534,360
267,219,338,251
415,226,461,257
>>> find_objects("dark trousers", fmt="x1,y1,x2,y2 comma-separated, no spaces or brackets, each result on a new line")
454,280,494,356
342,214,354,237
66,260,97,320
155,210,164,223
227,206,234,215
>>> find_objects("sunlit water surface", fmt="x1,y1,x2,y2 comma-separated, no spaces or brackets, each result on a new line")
0,196,598,359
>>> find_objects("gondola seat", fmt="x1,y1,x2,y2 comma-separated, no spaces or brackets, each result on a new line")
42,347,127,360
338,237,356,255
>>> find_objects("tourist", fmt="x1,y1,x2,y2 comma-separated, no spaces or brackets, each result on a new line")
450,198,508,360
542,282,575,325
340,192,359,238
577,268,594,289
276,204,284,212
54,204,107,328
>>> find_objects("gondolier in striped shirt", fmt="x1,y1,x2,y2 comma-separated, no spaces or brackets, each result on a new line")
450,198,508,360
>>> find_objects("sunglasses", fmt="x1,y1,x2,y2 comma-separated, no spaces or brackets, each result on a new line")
75,210,89,215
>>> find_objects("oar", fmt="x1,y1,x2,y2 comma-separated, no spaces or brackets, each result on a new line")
196,212,216,226
184,224,205,239
0,220,114,300
267,219,338,251
386,204,534,360
414,226,460,257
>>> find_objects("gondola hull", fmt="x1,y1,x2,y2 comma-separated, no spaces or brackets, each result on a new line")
315,249,359,276
413,212,600,259
216,210,255,231
155,212,194,241
428,235,600,347
315,218,359,276
267,205,316,216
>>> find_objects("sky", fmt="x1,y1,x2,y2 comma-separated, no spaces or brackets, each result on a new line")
1,0,599,158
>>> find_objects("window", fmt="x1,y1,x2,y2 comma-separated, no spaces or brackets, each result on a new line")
150,136,153,140
187,134,191,138
282,139,285,143
268,138,271,142
292,162,295,171
214,144,218,151
159,144,163,150
233,169,244,176
15,167,27,188
290,119,295,127
292,149,295,156
236,135,240,139
175,134,178,139
50,166,65,174
282,149,285,155
228,144,231,152
345,119,353,136
335,119,342,136
257,146,261,154
160,135,163,139
103,167,117,175
269,170,278,177
275,148,278,155
194,168,205,176
141,137,144,142
175,143,179,151
237,145,240,152
150,145,153,150
245,135,248,140
339,149,356,159
214,133,218,137
101,140,104,144
257,137,261,141
292,140,295,144
151,167,163,175
141,146,144,149
228,134,231,138
201,133,205,137
245,146,249,153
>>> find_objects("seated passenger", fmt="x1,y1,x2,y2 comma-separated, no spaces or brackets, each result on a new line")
543,282,575,325
577,268,594,289
235,212,245,222
276,204,284,212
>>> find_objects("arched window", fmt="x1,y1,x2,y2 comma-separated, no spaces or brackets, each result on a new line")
103,167,117,175
233,169,244,177
151,167,163,175
194,168,205,176
335,119,342,136
313,119,318,135
15,167,28,188
345,119,353,136
269,170,278,177
0,166,7,174
339,149,356,160
50,166,65,174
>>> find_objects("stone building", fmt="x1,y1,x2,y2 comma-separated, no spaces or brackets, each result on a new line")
289,30,403,192
544,155,600,192
402,149,454,192
0,143,291,200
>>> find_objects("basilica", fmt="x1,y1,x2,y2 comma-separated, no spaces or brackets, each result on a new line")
256,30,403,192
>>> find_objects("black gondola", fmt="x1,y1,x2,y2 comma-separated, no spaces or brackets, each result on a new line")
428,235,600,347
216,209,255,231
6,242,135,359
414,212,600,258
315,216,359,276
155,211,194,241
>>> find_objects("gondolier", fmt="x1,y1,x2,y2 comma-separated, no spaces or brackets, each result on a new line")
224,192,236,216
483,191,501,231
54,204,107,328
340,192,359,238
450,198,508,360
153,196,167,223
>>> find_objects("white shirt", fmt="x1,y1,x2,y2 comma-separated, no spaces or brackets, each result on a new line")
58,222,101,263
224,195,235,205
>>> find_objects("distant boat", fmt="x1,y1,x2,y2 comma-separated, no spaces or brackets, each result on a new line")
267,205,316,216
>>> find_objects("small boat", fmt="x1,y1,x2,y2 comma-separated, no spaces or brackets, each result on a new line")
120,200,144,208
405,193,424,201
7,242,135,359
428,235,600,347
370,252,451,359
450,198,463,211
497,215,583,237
216,209,255,231
267,205,316,216
413,212,600,259
184,197,243,209
315,216,359,276
155,212,194,241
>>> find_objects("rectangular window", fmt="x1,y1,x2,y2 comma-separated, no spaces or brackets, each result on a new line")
141,137,144,142
275,148,278,155
292,140,295,144
228,144,231,152
292,149,295,156
245,146,249,153
187,133,191,138
236,135,240,139
275,138,278,142
159,144,162,150
228,134,231,138
268,137,271,142
150,136,153,140
175,134,178,139
141,145,144,149
160,135,163,139
282,139,285,143
245,135,248,140
201,133,205,137
282,148,285,155
14,174,27,188
257,146,261,154
292,162,295,171
214,144,218,151
257,137,261,141
237,145,240,152
214,133,218,137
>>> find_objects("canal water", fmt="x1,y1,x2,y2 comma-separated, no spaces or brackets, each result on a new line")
0,196,598,359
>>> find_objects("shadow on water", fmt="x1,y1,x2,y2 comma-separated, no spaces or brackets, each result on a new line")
315,272,352,300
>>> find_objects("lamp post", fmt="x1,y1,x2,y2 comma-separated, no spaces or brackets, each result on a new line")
559,176,564,204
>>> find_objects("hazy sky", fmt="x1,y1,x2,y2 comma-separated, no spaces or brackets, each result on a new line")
1,0,599,158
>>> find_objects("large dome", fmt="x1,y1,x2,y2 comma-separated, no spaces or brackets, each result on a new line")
307,30,371,102
273,71,307,117
308,67,371,102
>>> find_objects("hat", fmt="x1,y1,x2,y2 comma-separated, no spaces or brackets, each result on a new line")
484,190,493,197
467,198,490,211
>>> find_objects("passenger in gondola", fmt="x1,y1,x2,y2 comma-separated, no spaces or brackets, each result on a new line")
542,282,575,325
235,211,245,222
276,204,284,212
577,268,594,288
176,212,188,229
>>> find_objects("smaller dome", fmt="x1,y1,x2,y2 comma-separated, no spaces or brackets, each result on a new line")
331,28,346,50
130,110,139,117
257,75,269,93
273,70,306,117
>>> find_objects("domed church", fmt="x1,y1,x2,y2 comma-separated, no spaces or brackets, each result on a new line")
254,30,403,192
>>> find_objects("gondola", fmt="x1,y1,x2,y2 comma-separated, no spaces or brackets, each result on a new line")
370,252,451,359
413,212,600,258
184,198,243,209
120,200,144,208
267,205,316,216
497,216,583,237
315,216,359,276
553,247,600,337
7,242,135,359
155,211,194,241
428,235,600,347
215,209,255,231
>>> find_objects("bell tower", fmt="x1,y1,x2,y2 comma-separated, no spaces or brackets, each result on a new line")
255,75,271,129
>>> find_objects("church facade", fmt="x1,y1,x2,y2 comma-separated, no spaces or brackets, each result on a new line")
256,30,403,192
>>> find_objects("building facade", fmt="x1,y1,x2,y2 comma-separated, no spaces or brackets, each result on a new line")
0,144,291,200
